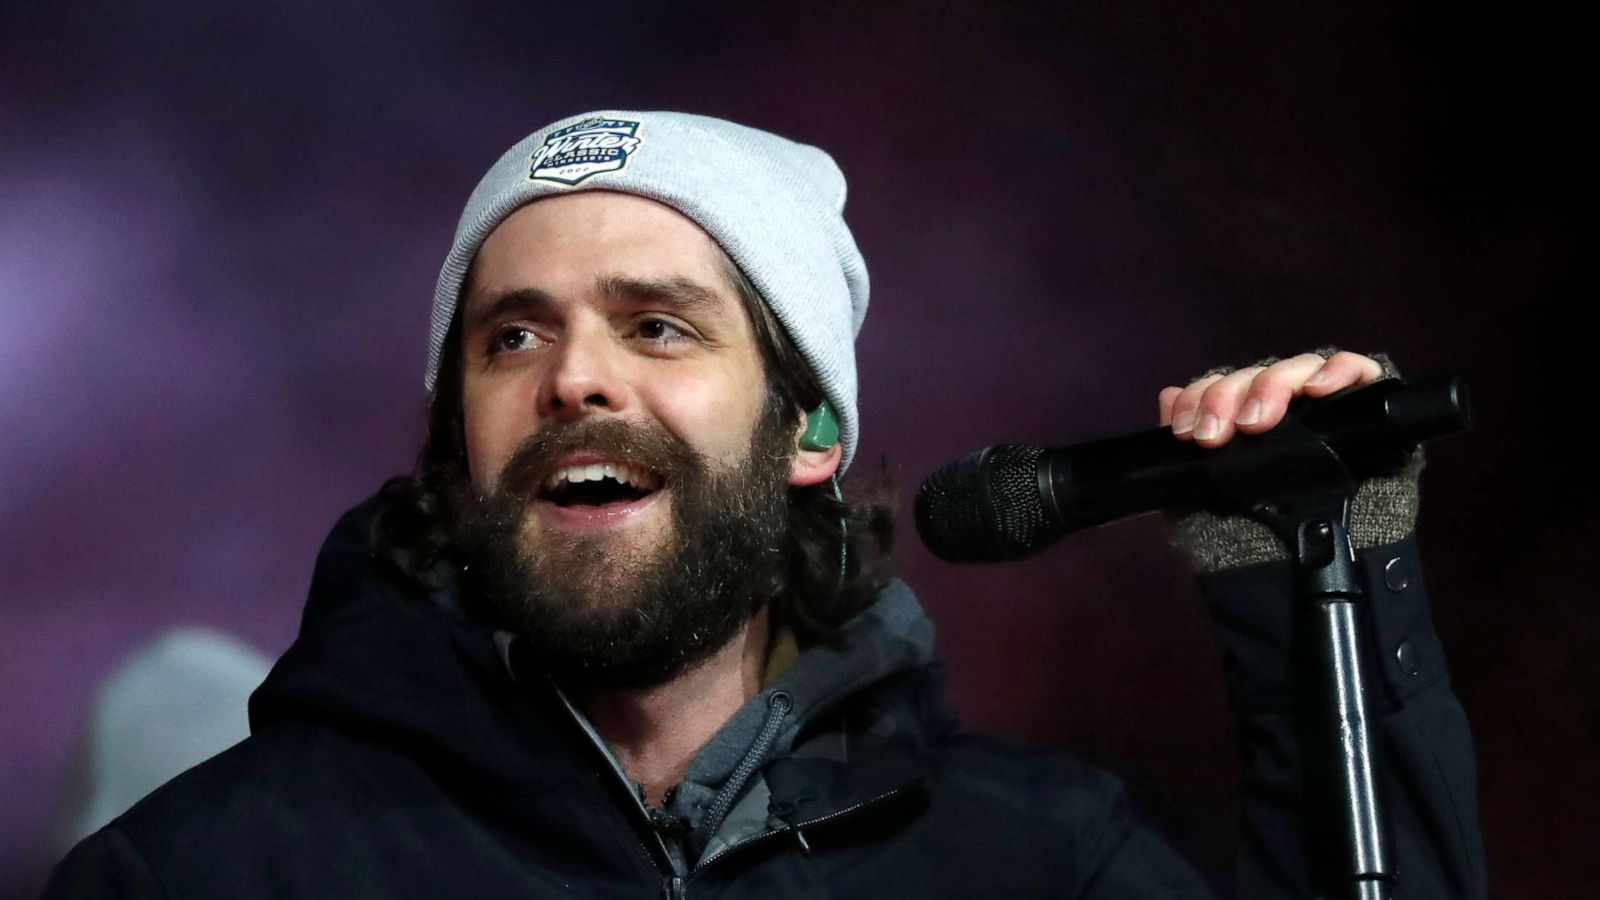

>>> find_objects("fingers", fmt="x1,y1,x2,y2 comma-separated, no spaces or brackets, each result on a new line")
1163,373,1225,436
1303,350,1385,395
1158,351,1387,448
1157,386,1184,427
1172,367,1267,447
1221,353,1329,444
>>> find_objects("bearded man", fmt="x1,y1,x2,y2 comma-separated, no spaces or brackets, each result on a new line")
45,111,1486,898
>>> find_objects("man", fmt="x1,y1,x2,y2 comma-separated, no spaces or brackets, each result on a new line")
45,111,1485,897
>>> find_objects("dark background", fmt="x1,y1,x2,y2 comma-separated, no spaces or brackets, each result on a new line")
1,1,1589,895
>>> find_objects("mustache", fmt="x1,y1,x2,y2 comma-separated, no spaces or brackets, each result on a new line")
493,417,706,501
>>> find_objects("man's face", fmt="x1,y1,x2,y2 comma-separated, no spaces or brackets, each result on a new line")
450,191,816,687
460,192,772,543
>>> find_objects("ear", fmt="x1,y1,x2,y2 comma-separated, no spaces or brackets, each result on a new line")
788,419,842,487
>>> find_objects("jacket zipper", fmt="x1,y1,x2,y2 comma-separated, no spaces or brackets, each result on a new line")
545,677,676,883
683,784,918,888
594,750,676,891
587,740,682,898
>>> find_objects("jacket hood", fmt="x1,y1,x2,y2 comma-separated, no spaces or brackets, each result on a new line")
249,496,957,820
248,498,552,799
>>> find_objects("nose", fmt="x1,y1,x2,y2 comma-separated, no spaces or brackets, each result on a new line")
535,323,629,422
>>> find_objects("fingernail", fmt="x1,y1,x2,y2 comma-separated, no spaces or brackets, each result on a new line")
1306,369,1327,386
1172,410,1196,434
1194,414,1219,440
1236,399,1262,425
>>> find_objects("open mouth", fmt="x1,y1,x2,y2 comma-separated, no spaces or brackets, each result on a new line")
540,461,664,509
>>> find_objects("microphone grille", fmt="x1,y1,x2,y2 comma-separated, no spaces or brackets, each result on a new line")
915,444,1048,562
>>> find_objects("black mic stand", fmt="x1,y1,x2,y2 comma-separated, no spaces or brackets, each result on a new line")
1196,375,1472,900
1240,487,1394,900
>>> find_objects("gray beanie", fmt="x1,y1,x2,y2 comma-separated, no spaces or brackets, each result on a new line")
427,110,871,472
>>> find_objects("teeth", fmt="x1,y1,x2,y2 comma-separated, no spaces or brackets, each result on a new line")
543,462,661,493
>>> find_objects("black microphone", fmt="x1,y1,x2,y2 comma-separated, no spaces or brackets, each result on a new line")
914,374,1472,563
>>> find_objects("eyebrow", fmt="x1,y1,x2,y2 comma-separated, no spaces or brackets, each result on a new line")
463,274,731,335
463,287,557,336
594,274,729,321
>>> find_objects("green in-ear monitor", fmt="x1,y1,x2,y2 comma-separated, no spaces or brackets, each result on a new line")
798,399,847,590
799,399,840,451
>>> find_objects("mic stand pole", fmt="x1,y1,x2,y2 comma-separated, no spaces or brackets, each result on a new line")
1244,489,1395,900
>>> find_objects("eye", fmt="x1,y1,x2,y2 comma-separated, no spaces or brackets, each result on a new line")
636,317,690,344
491,325,544,355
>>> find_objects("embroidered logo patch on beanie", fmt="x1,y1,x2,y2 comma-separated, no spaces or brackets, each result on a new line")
528,117,643,186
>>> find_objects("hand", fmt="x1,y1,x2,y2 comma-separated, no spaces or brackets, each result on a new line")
1157,351,1388,448
1159,347,1421,573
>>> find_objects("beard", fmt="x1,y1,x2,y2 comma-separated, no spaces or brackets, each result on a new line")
444,403,794,691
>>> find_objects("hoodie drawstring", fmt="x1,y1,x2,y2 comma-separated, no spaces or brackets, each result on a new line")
698,691,792,844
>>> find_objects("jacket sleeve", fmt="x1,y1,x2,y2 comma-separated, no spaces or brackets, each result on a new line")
1070,773,1219,899
40,826,167,900
1198,528,1487,899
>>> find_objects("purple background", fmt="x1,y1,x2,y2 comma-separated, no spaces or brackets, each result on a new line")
2,1,1588,895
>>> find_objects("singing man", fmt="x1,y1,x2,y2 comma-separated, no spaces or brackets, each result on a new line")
45,110,1486,899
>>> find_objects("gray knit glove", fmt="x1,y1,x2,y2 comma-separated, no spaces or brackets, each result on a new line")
1164,346,1426,574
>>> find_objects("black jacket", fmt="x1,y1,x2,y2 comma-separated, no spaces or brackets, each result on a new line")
43,497,1486,898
